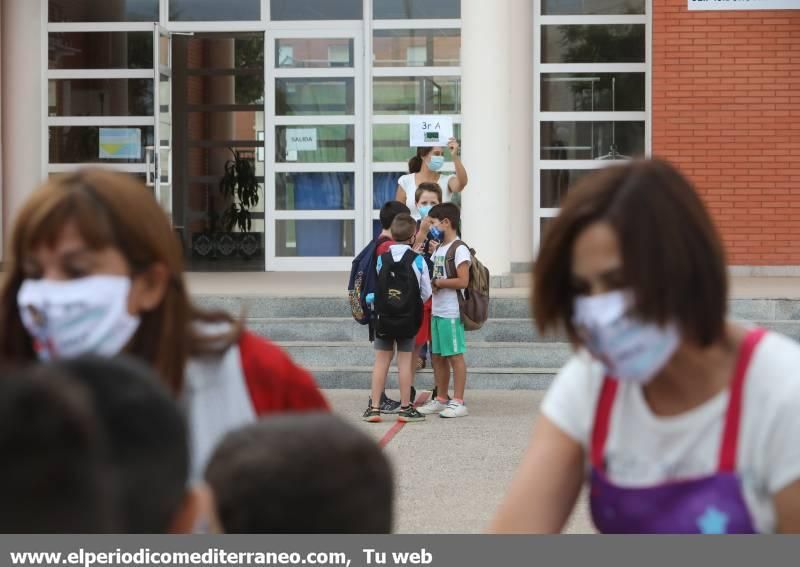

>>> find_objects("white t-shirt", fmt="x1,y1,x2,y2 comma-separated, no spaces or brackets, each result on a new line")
398,173,453,221
431,240,471,319
541,331,800,533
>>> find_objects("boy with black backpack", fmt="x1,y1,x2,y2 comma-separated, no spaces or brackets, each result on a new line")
363,214,431,424
349,201,410,414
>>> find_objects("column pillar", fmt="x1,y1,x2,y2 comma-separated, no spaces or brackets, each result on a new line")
460,0,513,285
1,0,43,250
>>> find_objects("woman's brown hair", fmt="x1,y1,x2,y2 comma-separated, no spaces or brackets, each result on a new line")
408,147,435,174
0,169,240,395
533,159,728,348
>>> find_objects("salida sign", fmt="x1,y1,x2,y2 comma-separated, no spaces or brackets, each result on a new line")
688,0,800,9
286,128,318,151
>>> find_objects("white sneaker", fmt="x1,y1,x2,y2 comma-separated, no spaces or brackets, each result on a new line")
440,400,469,419
418,398,448,415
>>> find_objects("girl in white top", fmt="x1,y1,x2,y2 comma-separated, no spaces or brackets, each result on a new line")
490,159,800,534
395,138,469,220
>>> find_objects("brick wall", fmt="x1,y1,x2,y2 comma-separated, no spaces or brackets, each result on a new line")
652,0,800,265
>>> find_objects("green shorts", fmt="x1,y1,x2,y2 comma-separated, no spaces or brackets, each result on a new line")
431,316,467,357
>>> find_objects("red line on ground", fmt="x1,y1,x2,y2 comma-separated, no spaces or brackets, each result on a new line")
378,391,431,448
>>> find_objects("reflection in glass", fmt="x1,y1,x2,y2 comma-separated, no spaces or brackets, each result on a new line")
374,172,405,209
49,126,153,163
373,30,460,67
276,173,355,211
373,77,461,115
542,0,645,15
541,122,645,160
541,74,645,112
276,79,355,116
48,0,158,22
374,0,460,19
49,32,153,69
276,126,355,163
170,0,260,21
271,0,362,20
276,39,354,68
540,169,594,208
373,124,462,162
48,79,154,117
277,220,355,257
542,25,645,63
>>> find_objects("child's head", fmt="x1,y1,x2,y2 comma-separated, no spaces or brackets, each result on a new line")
379,201,410,231
428,203,461,237
0,367,113,533
389,213,417,245
56,355,193,533
415,183,442,209
205,413,394,534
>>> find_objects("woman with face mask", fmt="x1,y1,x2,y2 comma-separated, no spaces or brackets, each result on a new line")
490,160,800,534
0,169,329,480
395,137,468,221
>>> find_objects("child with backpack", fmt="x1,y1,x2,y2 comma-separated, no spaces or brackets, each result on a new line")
363,214,431,423
418,203,474,419
349,201,411,414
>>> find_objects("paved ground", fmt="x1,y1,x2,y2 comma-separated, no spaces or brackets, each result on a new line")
324,389,593,534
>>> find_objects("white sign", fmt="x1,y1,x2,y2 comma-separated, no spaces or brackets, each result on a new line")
409,116,454,147
286,128,318,152
99,128,141,160
689,0,800,9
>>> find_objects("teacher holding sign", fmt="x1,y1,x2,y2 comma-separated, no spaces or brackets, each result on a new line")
396,117,469,221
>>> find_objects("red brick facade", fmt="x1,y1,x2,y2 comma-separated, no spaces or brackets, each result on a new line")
652,0,800,265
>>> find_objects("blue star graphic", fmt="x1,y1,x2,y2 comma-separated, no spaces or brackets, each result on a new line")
697,507,729,535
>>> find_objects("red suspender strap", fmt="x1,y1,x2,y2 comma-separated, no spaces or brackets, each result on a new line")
718,328,768,473
591,378,619,471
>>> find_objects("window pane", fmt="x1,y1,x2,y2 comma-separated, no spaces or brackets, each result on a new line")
271,0,362,20
170,0,260,21
276,173,355,210
276,39,354,69
541,122,645,160
48,79,154,117
276,79,355,116
49,126,153,163
49,0,158,22
542,25,645,63
374,0,460,19
276,220,355,257
540,169,594,208
373,172,404,209
374,77,461,115
373,124,461,162
541,73,645,112
276,126,355,163
49,32,153,69
373,29,460,67
542,0,645,15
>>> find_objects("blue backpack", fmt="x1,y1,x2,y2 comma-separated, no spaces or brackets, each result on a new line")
348,236,391,327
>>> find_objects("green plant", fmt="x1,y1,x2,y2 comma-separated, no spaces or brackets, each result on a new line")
219,148,259,233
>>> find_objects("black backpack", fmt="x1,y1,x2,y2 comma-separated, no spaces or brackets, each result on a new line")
374,249,423,339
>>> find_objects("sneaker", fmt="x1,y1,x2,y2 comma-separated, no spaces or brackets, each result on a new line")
418,398,449,415
440,400,469,419
362,407,382,423
368,392,401,414
398,406,425,423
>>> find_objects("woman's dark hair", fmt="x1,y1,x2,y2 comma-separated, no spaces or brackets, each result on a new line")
408,147,434,174
533,159,728,348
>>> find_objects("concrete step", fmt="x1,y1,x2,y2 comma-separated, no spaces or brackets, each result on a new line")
194,294,800,322
280,341,572,369
311,367,557,391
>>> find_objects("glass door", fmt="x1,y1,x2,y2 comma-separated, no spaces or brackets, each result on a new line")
265,29,364,271
150,25,173,220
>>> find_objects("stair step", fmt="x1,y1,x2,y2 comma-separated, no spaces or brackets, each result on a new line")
310,367,558,391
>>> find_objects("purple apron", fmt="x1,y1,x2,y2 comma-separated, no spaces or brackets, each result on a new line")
589,328,767,534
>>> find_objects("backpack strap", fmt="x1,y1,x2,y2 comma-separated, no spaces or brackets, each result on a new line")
444,240,467,280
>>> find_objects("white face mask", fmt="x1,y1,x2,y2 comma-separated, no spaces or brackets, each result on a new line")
17,275,141,361
573,289,680,385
